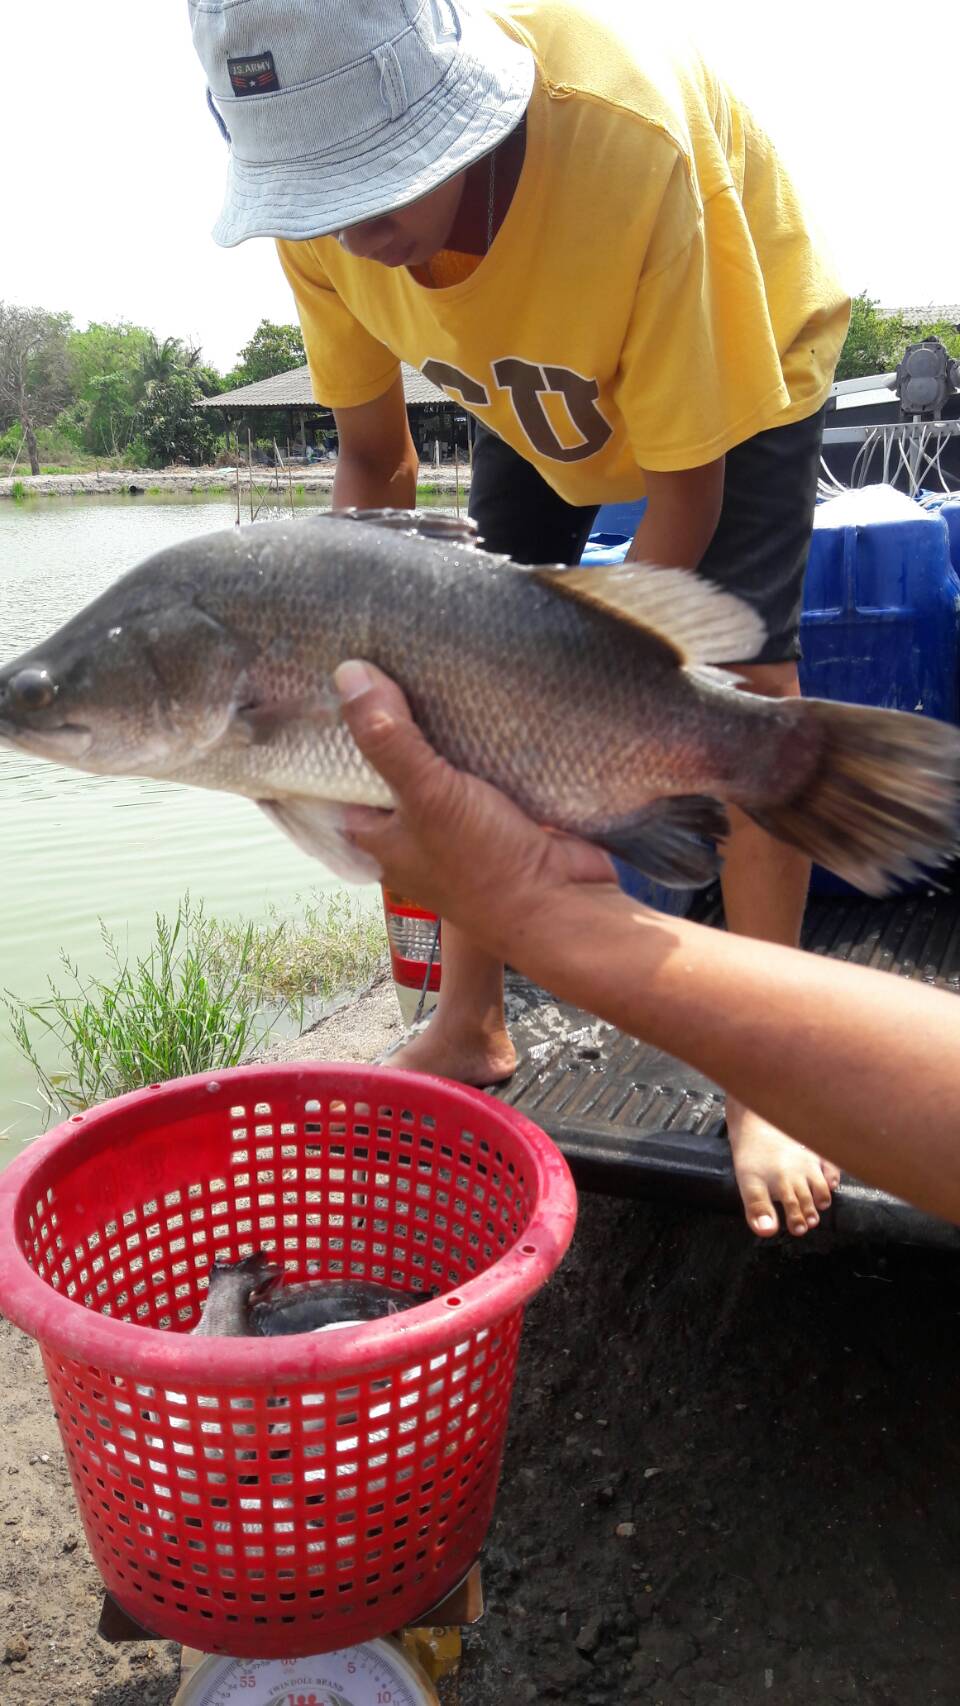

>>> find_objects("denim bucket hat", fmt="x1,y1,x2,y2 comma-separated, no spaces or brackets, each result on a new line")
189,0,535,246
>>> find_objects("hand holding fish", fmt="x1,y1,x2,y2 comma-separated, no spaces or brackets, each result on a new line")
339,657,960,1229
335,658,618,952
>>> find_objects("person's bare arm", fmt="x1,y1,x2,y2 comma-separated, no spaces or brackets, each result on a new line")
627,458,725,568
332,373,420,510
335,660,960,1226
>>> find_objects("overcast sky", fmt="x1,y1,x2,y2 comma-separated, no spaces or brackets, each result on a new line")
9,2,958,372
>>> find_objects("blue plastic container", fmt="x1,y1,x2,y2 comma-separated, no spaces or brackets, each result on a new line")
939,498,960,581
591,499,648,541
580,499,647,567
801,486,960,720
580,485,960,906
802,486,960,892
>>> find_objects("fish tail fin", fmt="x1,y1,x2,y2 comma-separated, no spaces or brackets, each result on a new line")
744,699,960,895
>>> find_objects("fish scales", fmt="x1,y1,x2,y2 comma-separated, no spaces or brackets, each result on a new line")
2,510,960,895
132,519,801,824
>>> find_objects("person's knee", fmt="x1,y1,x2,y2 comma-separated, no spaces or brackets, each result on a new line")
734,660,801,701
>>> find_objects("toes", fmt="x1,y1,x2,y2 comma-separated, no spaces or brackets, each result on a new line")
811,1169,834,1212
738,1176,780,1238
779,1186,812,1237
821,1160,842,1193
791,1177,821,1232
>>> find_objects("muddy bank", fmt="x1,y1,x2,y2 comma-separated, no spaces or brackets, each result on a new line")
2,982,959,1703
0,464,468,500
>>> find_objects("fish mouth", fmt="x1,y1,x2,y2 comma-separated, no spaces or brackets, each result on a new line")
0,715,93,761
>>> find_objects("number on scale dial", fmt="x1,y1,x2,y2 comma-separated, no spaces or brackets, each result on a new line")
177,1639,439,1706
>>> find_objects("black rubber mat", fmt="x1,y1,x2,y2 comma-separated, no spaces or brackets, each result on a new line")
493,882,960,1249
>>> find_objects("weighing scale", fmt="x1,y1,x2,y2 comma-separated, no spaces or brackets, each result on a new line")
173,1638,440,1706
100,1562,482,1706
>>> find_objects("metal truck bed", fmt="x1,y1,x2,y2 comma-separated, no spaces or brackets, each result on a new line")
492,883,960,1249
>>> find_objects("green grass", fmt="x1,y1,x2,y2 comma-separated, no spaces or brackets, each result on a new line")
206,890,387,1014
5,899,282,1121
10,479,27,500
5,893,387,1126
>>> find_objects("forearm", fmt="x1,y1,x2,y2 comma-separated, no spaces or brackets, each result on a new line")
336,663,960,1222
503,887,960,1220
331,382,421,511
332,444,419,510
628,457,725,568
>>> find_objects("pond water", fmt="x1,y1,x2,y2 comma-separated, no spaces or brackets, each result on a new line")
0,493,380,1153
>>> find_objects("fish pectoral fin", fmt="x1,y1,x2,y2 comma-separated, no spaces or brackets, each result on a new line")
335,506,482,549
593,795,729,888
535,562,766,665
230,689,340,747
257,797,382,884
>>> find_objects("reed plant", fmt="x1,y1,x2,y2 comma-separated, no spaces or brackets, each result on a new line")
6,893,388,1124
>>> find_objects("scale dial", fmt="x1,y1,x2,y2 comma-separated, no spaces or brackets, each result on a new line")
176,1638,440,1706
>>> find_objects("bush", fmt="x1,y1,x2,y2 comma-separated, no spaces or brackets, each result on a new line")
5,893,387,1128
205,890,387,1017
5,899,279,1121
836,294,908,381
122,435,152,469
34,418,87,466
837,293,960,382
138,371,220,466
0,422,24,462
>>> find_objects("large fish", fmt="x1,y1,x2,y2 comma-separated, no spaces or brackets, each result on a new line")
250,1277,433,1337
190,1251,430,1338
1,508,959,895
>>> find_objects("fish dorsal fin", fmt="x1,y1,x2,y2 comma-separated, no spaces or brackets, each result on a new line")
335,506,481,548
535,561,767,665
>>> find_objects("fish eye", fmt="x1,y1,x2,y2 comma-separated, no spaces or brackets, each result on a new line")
9,667,58,711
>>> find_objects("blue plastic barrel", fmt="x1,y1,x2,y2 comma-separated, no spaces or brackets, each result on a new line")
939,498,960,581
801,485,960,719
591,499,648,541
581,484,960,907
580,500,646,566
802,485,960,893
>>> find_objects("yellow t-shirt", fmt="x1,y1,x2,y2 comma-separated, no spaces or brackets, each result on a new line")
276,0,850,504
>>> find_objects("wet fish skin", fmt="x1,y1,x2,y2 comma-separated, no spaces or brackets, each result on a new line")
190,1253,430,1338
2,510,959,896
251,1278,434,1337
191,1251,283,1338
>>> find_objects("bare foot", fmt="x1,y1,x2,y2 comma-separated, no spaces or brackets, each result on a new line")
385,1019,518,1088
726,1099,842,1237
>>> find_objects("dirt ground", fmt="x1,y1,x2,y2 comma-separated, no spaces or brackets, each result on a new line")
3,981,960,1705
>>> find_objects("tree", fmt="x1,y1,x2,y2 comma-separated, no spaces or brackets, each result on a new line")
836,293,960,382
138,370,220,466
68,320,151,396
194,362,226,399
138,333,201,398
0,302,73,474
66,320,153,458
227,318,305,387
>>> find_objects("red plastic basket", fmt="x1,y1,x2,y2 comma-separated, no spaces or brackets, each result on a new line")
0,1063,576,1658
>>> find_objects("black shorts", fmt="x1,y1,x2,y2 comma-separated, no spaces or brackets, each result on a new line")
467,404,826,664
